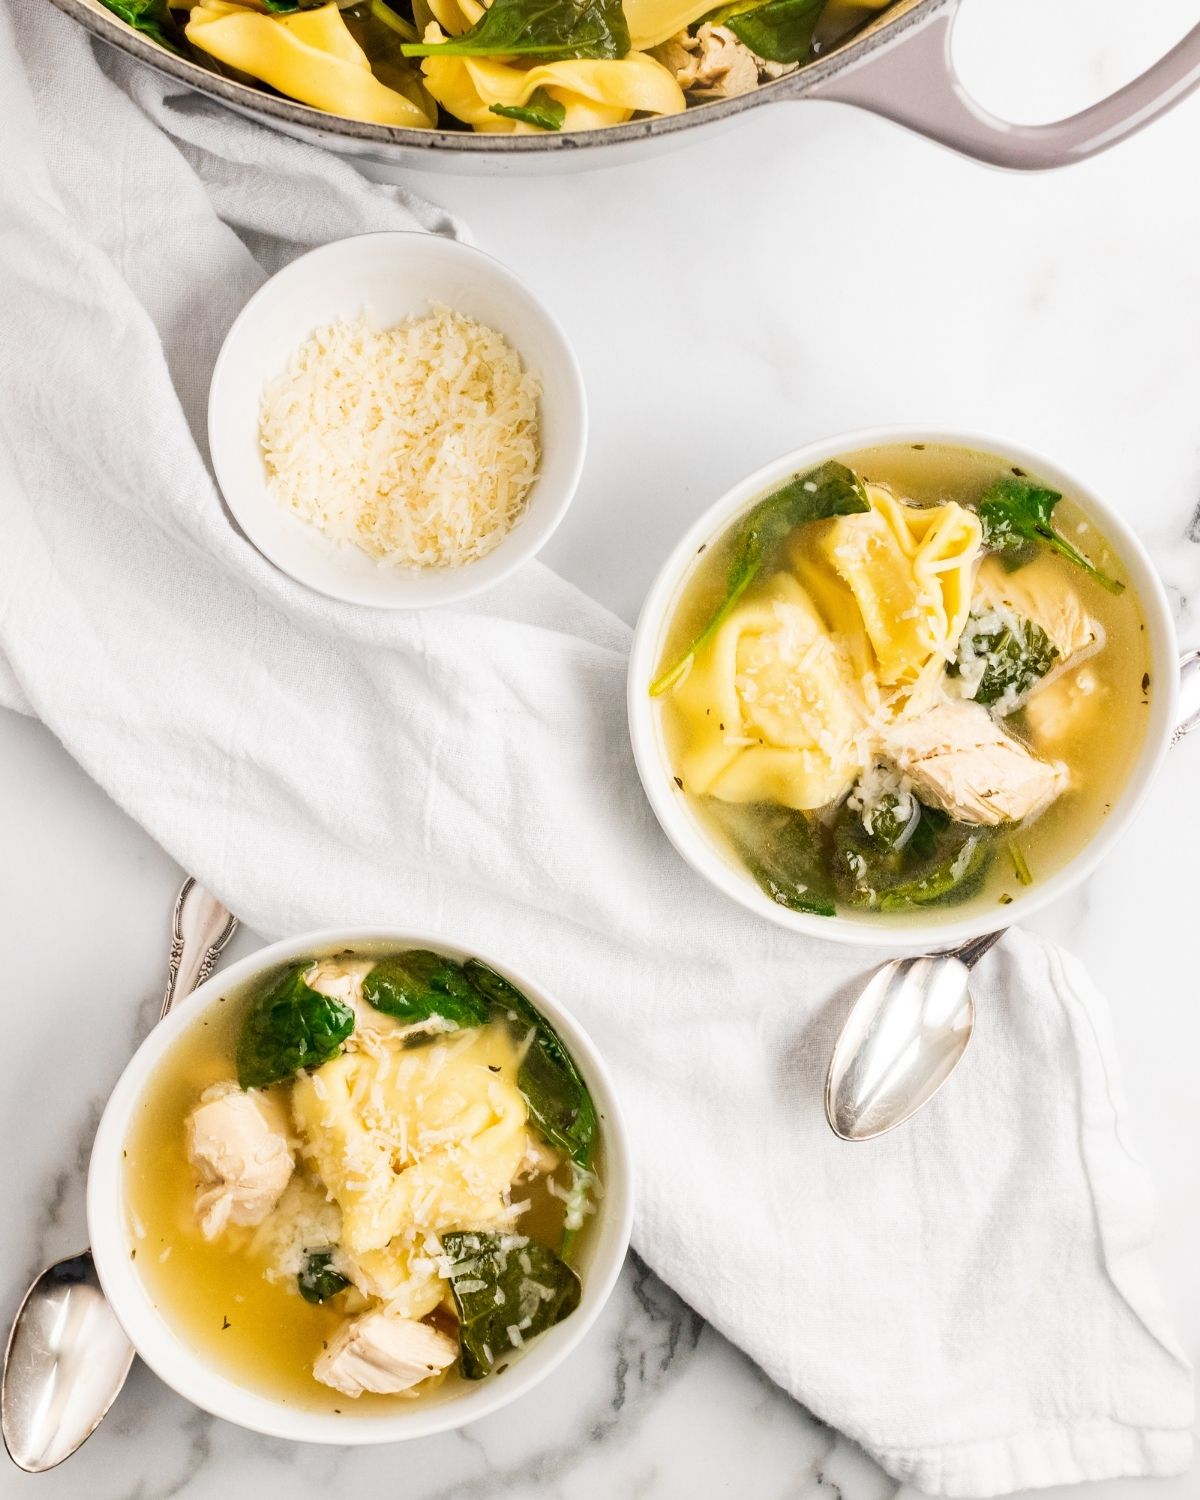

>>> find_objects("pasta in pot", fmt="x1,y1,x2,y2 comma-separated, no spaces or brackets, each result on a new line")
419,43,686,132
622,0,715,52
186,2,435,126
100,0,900,134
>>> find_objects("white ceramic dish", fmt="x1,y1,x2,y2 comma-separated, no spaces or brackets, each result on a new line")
208,233,587,608
627,426,1179,951
87,928,632,1445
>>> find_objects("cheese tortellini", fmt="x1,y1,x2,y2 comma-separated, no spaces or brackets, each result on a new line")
791,486,983,687
673,573,868,810
419,39,685,131
669,485,986,812
106,0,897,133
186,2,435,126
291,1025,530,1261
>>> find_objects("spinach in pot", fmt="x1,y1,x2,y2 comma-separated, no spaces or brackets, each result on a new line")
978,477,1124,595
236,961,355,1090
724,0,824,64
99,0,185,52
362,950,491,1032
297,1250,351,1305
402,0,629,61
650,461,869,696
490,89,567,130
441,1231,581,1379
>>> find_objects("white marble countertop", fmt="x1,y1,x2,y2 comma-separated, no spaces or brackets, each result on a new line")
4,1,1200,1494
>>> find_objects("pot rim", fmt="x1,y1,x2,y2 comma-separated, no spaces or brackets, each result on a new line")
626,424,1180,951
86,926,634,1443
47,0,934,155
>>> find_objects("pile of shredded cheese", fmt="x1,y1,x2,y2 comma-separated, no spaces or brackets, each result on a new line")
260,307,540,569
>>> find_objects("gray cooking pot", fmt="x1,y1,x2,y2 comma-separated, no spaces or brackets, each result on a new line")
49,0,1200,175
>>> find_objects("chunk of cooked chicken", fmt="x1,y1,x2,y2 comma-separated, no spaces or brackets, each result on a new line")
973,556,1100,662
881,699,1067,825
186,1083,293,1239
313,1312,457,1398
305,956,374,1006
305,956,408,1042
655,24,764,98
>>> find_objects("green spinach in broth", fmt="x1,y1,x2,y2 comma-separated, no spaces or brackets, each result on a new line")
653,444,1151,921
124,949,599,1411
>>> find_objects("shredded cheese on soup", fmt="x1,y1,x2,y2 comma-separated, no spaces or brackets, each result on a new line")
260,308,540,569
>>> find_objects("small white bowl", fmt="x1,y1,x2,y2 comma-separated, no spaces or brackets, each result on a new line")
628,426,1179,951
88,929,632,1444
208,234,587,609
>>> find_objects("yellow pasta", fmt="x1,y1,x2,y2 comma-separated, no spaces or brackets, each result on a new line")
419,40,686,130
186,2,435,127
623,0,714,51
795,484,982,685
671,573,867,810
420,0,482,35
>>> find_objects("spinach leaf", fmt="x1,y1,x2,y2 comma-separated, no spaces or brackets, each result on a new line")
464,961,597,1171
442,1231,581,1379
725,0,823,63
876,835,991,911
833,798,992,911
861,791,919,853
707,799,836,916
340,0,435,103
362,951,491,1031
297,1250,350,1305
650,461,869,696
490,88,567,130
952,611,1058,709
401,0,629,61
978,477,1124,595
236,962,355,1090
99,0,185,53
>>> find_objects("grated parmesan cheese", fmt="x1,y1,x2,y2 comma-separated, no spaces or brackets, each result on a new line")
260,308,540,569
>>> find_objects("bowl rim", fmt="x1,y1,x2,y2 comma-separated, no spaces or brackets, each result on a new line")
627,424,1180,951
207,231,588,610
87,926,633,1444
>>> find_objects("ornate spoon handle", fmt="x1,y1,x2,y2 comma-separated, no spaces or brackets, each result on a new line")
161,877,237,1022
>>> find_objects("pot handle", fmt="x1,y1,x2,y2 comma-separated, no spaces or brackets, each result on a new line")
797,0,1200,170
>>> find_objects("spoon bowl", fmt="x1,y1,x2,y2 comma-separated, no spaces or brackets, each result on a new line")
1,1255,133,1473
1,880,236,1473
825,650,1200,1145
825,953,976,1141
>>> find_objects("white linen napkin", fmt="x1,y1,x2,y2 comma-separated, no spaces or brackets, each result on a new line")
0,1,1192,1491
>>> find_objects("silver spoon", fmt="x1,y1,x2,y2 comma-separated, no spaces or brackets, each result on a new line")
825,930,1002,1141
2,878,237,1473
826,648,1200,1143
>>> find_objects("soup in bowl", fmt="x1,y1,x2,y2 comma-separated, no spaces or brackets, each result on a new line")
629,431,1178,947
88,929,632,1443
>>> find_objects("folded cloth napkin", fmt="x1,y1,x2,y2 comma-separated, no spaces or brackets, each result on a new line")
0,1,1192,1491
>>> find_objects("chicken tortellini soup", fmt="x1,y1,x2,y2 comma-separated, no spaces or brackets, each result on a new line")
651,444,1151,920
124,950,600,1409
